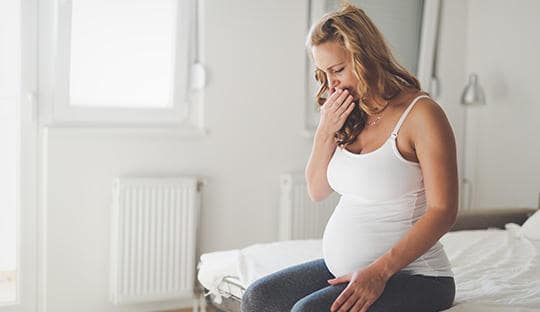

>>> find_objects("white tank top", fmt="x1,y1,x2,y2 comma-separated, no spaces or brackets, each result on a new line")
323,95,453,278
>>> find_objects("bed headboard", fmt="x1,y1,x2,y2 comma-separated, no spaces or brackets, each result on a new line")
451,208,538,231
278,172,538,239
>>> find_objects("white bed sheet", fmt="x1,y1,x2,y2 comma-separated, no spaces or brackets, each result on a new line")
197,224,540,310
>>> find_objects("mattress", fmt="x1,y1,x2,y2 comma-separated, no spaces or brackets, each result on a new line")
197,223,540,311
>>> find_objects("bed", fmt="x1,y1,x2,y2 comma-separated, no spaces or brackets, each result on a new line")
196,207,540,311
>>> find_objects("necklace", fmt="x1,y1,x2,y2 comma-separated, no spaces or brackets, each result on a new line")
366,115,382,127
365,100,389,127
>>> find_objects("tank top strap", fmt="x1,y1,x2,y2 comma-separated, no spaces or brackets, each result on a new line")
390,94,430,138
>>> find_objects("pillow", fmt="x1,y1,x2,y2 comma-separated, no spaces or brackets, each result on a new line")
521,210,540,240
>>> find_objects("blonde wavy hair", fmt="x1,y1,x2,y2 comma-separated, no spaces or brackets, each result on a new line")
306,1,421,146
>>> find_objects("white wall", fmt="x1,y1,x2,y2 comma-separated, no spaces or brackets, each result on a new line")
431,0,540,211
42,0,312,311
464,0,540,209
433,0,468,212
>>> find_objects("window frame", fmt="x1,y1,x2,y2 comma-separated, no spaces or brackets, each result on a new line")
0,0,39,310
39,0,205,128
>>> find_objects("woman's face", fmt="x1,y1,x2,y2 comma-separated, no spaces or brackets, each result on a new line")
312,41,360,100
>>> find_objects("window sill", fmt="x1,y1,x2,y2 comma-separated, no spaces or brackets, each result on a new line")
40,122,210,138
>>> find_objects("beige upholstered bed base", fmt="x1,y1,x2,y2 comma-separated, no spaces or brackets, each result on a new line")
451,207,537,231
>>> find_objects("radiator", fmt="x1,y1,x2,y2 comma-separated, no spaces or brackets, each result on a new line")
279,173,339,241
110,176,201,304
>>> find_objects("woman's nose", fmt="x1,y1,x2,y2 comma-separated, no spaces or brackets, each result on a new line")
328,78,339,90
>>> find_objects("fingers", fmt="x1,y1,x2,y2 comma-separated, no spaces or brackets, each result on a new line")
336,95,354,118
323,89,343,109
322,88,349,111
318,88,355,134
331,287,353,312
330,89,351,110
337,295,359,312
352,295,375,312
359,300,373,312
351,298,364,312
329,273,352,285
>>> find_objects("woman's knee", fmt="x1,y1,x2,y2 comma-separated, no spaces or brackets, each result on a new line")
241,277,282,312
241,259,332,312
241,279,267,312
291,297,322,312
291,290,334,312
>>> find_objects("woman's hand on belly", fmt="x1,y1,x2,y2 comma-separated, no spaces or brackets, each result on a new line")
327,263,390,312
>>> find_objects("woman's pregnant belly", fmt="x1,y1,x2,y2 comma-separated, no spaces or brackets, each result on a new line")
322,197,414,278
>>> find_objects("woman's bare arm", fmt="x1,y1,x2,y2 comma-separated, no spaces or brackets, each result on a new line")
371,98,459,278
305,89,354,202
305,129,338,202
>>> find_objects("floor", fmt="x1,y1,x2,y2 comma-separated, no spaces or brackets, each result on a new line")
1,271,217,312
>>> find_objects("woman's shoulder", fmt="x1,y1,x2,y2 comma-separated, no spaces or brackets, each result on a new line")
387,90,442,120
398,91,453,143
407,92,448,126
403,92,455,149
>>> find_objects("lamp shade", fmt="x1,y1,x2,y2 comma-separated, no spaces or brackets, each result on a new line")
461,73,485,106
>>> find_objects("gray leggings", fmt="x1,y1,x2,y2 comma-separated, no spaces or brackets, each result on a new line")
240,258,455,312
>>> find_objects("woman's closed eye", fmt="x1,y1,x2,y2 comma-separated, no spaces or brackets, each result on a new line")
334,67,344,73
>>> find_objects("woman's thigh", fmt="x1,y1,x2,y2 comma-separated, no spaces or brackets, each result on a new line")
369,273,455,312
240,258,335,312
291,283,346,312
291,272,455,312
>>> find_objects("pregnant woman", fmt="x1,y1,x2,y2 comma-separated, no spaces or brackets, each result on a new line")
241,2,457,312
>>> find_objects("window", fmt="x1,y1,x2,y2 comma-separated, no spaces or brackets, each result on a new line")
40,0,205,128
